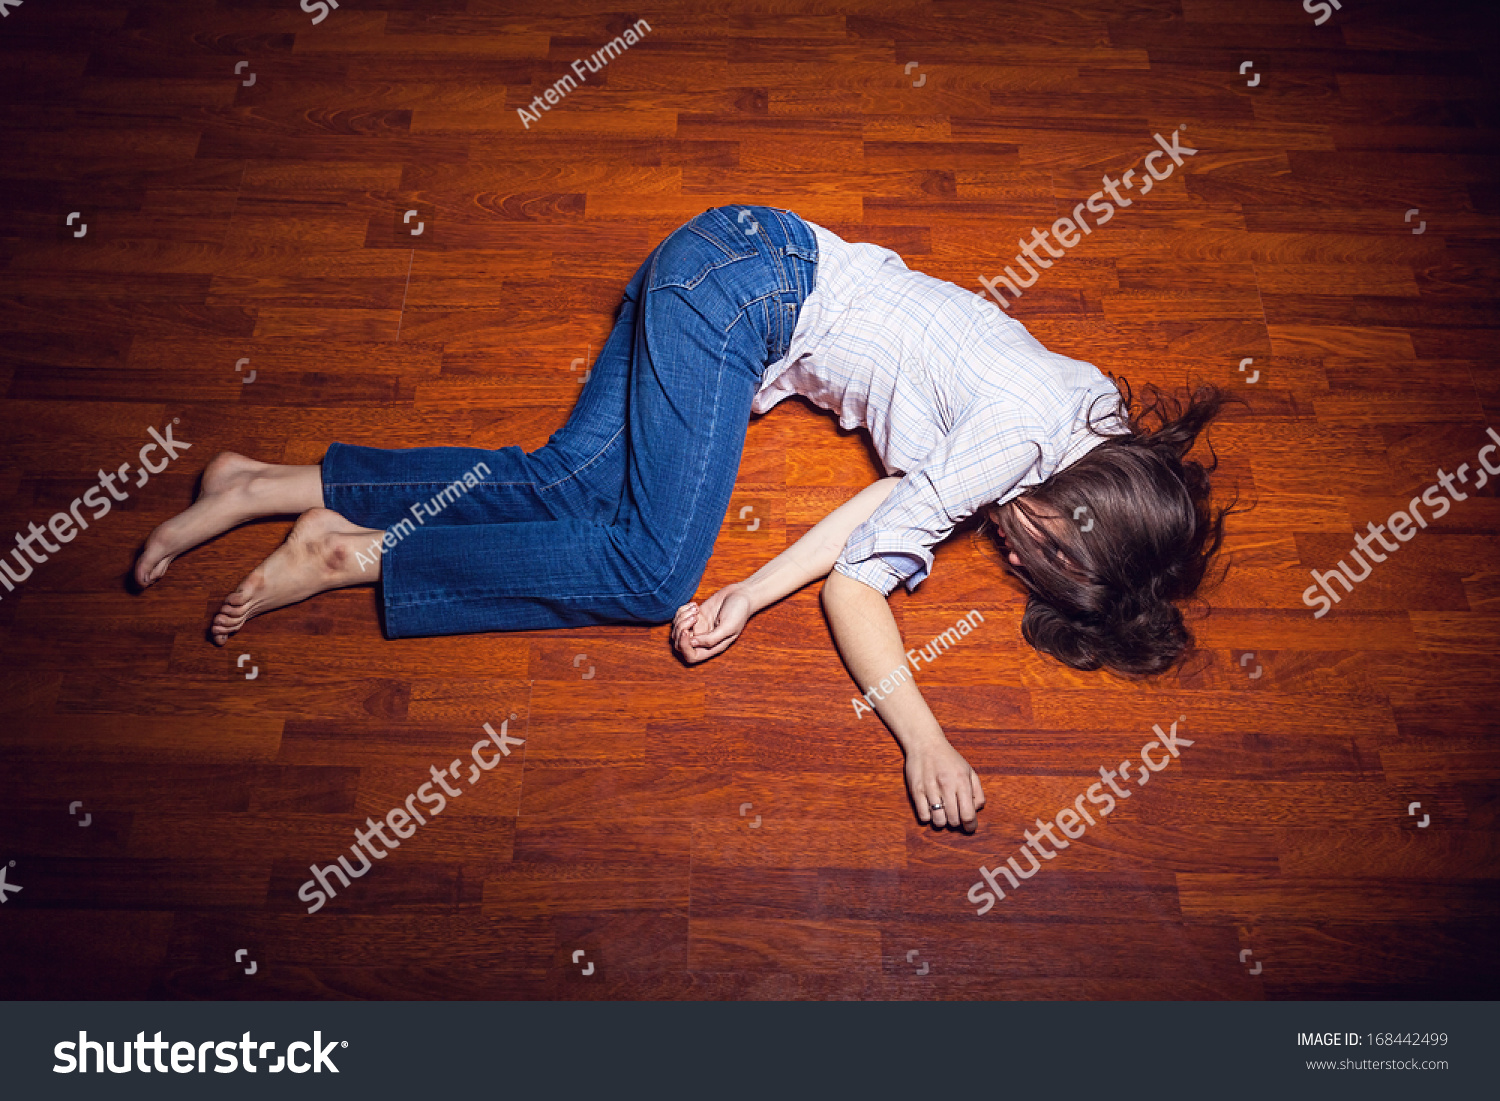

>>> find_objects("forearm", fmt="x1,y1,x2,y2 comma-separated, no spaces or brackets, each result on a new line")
738,477,900,613
820,569,947,752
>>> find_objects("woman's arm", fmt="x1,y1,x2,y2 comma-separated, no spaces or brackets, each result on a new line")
740,476,902,613
821,569,985,832
672,476,901,661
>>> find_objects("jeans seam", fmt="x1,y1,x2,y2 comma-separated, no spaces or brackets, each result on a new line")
537,424,624,494
764,209,814,358
771,208,803,293
645,312,737,606
685,218,757,261
769,208,816,292
651,218,757,291
323,432,623,497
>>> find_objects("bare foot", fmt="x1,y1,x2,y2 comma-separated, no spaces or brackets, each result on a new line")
135,452,320,588
210,508,384,645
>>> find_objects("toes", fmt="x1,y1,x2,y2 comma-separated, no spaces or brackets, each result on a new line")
136,558,164,589
146,556,171,586
223,578,259,609
135,535,167,588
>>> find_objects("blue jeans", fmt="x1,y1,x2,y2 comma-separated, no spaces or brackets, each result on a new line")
322,206,819,637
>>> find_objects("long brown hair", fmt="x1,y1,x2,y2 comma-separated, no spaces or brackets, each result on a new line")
982,379,1242,676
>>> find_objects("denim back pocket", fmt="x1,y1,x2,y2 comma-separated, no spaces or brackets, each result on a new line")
648,207,760,292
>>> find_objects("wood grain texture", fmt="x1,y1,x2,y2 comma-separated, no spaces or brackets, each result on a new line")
1,0,1498,1000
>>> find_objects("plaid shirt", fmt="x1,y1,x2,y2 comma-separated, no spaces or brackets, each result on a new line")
752,219,1126,596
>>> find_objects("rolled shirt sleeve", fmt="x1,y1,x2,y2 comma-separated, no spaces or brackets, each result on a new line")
832,400,1057,595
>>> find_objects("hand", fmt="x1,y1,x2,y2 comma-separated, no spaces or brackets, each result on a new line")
905,737,985,832
671,583,753,664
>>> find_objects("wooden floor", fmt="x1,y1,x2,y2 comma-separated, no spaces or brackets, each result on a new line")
2,0,1498,1000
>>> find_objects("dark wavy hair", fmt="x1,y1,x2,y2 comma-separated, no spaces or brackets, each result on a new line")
979,379,1241,677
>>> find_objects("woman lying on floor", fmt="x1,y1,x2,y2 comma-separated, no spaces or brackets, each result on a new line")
133,205,1231,834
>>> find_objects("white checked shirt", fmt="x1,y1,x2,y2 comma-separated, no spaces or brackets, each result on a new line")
752,219,1126,596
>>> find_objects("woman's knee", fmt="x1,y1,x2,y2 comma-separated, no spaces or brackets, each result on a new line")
620,565,702,624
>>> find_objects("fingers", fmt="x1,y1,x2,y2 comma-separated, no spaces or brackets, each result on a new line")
909,759,950,829
675,602,719,645
671,590,751,660
683,634,737,663
954,777,978,832
917,771,983,832
670,604,745,665
670,605,698,651
695,617,739,646
695,632,740,659
912,772,932,826
927,788,948,829
693,591,725,634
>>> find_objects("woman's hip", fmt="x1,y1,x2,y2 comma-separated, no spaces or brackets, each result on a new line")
643,206,818,366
